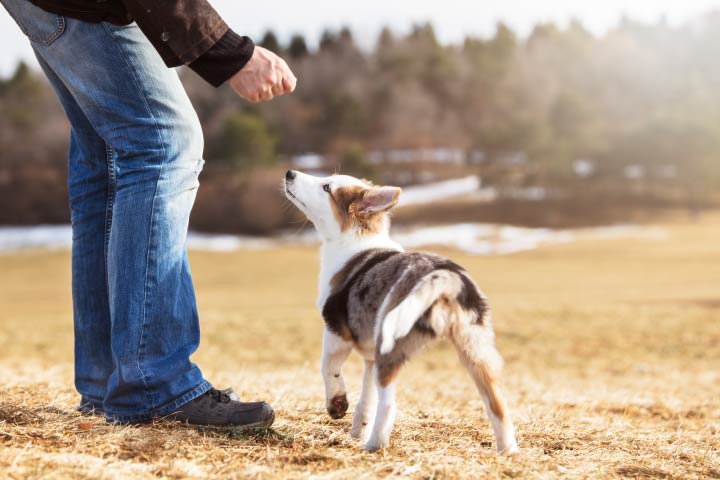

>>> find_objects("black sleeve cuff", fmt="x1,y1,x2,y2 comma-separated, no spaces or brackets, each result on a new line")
188,29,255,87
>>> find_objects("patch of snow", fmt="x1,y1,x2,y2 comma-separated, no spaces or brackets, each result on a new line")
468,150,487,164
397,176,480,207
0,222,667,256
393,223,574,255
469,187,499,203
624,164,645,179
369,148,465,165
0,225,286,254
291,152,326,170
186,233,275,251
502,186,548,201
656,164,677,178
390,223,666,256
575,225,669,241
0,224,72,251
574,159,595,178
498,151,528,166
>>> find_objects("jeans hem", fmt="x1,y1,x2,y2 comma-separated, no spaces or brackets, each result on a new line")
77,397,105,414
104,380,213,424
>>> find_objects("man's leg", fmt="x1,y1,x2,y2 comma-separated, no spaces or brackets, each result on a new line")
4,0,273,428
33,54,115,413
25,9,210,422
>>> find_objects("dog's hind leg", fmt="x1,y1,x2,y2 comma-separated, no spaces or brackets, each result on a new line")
321,327,353,419
450,320,519,455
350,359,377,440
365,310,437,451
364,360,399,452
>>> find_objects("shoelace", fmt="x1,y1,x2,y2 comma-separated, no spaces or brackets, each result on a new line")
206,388,232,404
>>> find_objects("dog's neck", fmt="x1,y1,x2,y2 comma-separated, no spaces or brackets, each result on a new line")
316,229,403,309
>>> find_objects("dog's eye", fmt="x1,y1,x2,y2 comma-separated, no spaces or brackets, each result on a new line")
322,184,331,193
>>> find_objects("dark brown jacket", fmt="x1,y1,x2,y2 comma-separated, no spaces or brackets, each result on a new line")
29,0,254,86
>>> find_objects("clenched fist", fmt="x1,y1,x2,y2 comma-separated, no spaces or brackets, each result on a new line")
229,46,297,103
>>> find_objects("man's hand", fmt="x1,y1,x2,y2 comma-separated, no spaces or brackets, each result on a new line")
229,46,297,103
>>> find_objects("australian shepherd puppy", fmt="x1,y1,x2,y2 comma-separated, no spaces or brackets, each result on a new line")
284,170,519,453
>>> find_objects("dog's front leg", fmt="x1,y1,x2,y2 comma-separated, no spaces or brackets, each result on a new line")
321,327,353,419
350,359,377,440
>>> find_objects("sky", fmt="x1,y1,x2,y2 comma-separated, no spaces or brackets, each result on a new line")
1,0,718,76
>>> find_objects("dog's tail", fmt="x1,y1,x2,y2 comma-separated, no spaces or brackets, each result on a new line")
378,268,484,354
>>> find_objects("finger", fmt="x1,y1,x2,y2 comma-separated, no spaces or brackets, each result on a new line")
266,72,280,87
275,60,295,93
271,83,284,96
259,88,274,101
278,59,291,76
282,75,297,93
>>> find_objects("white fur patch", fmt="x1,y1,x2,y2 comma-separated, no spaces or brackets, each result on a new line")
379,270,462,354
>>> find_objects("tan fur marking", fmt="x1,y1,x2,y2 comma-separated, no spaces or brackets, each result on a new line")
328,185,387,235
378,364,400,387
327,185,363,232
477,364,507,421
339,326,354,342
449,321,509,423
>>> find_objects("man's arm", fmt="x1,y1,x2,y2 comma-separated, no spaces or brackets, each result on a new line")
120,0,228,66
120,0,296,100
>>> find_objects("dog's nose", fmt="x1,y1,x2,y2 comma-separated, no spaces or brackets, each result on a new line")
285,170,296,181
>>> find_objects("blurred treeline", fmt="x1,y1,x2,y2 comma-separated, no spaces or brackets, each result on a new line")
1,16,719,233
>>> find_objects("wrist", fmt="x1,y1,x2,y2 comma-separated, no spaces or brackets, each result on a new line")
188,30,255,87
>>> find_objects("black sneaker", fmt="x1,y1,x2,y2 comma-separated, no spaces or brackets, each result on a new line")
168,388,275,430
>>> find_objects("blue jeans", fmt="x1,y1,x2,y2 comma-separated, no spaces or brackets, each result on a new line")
2,0,212,422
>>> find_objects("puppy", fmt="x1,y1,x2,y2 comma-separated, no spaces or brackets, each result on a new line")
284,170,519,453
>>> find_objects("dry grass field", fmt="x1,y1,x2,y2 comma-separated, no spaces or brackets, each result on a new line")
1,215,719,479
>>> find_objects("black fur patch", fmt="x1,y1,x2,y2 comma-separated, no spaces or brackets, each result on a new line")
431,258,488,324
413,304,437,337
322,249,401,340
357,285,371,303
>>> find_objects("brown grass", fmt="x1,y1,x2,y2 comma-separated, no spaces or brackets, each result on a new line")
1,215,719,479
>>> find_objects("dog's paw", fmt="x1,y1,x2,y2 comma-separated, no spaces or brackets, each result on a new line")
350,413,371,440
349,423,368,440
364,437,388,452
499,443,520,456
327,394,349,419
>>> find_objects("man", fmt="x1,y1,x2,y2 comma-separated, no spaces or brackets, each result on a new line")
1,0,296,428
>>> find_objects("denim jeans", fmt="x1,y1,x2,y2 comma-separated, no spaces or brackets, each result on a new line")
2,0,212,422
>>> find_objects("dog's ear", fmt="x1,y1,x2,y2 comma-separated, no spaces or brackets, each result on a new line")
357,186,401,214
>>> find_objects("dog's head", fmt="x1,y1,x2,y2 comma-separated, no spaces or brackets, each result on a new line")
284,170,401,240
